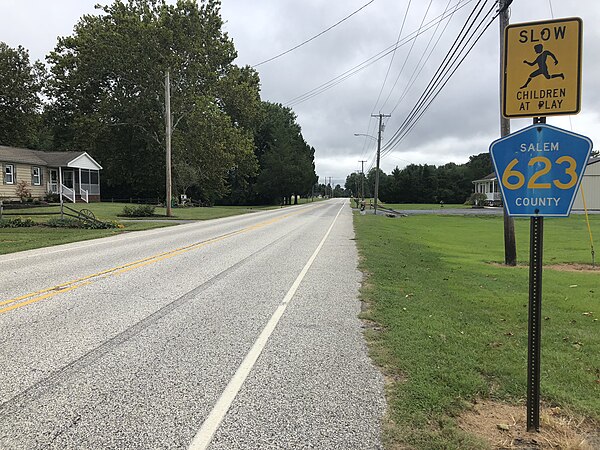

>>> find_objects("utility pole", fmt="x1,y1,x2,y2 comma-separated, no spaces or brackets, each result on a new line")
165,69,173,217
359,160,366,200
499,0,516,265
371,113,390,215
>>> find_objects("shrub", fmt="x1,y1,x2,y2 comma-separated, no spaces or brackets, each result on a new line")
120,204,156,217
0,217,36,228
466,192,488,206
45,217,120,229
44,193,60,203
45,217,82,228
15,180,32,202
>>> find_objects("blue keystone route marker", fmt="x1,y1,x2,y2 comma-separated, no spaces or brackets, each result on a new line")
490,123,593,217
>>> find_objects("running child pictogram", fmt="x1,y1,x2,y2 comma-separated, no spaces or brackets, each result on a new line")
520,43,565,89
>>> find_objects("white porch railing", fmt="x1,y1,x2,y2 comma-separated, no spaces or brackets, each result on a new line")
47,181,59,194
80,187,89,203
61,184,76,203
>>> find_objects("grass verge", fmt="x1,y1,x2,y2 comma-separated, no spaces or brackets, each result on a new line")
354,212,599,449
0,222,171,255
0,202,284,222
0,200,319,255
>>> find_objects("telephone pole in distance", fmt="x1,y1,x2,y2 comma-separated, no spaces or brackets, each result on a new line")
371,113,390,215
359,160,366,200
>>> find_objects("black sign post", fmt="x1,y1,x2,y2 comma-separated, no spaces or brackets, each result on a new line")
526,116,546,432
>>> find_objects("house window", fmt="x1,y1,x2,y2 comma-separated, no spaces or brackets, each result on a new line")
81,170,90,184
32,167,41,185
90,170,99,185
5,164,14,184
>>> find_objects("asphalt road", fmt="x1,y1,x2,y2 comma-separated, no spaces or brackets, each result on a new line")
0,199,385,449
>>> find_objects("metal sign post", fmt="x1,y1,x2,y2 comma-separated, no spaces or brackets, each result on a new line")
495,14,591,434
490,119,592,432
526,116,545,432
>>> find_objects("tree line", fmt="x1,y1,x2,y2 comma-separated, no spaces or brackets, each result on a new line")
0,0,317,206
345,153,493,204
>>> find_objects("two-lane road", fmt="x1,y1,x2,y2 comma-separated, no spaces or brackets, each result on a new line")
0,199,385,449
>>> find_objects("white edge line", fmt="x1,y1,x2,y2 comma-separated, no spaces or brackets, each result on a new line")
187,202,346,450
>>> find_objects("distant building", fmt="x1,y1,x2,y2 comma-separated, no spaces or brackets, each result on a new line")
473,156,600,210
0,146,102,202
472,172,501,206
572,156,600,210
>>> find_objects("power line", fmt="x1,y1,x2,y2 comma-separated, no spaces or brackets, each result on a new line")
369,0,412,115
389,0,457,115
252,0,377,68
379,0,434,112
362,0,460,165
365,0,490,174
284,0,474,107
381,0,498,156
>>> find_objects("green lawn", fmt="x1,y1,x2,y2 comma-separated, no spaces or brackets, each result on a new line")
354,212,599,449
0,221,170,255
0,202,285,222
0,200,318,255
382,203,469,210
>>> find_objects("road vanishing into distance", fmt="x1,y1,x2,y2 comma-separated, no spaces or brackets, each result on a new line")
0,199,385,449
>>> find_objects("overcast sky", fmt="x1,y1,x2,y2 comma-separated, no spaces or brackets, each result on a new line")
2,0,599,186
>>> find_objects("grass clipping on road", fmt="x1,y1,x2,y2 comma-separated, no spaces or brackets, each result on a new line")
353,212,599,449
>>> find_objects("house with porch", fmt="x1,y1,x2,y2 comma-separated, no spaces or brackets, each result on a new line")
473,156,600,210
472,172,501,206
0,146,102,202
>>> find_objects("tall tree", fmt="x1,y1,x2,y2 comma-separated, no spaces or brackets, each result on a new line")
46,0,259,200
253,102,317,205
0,42,45,148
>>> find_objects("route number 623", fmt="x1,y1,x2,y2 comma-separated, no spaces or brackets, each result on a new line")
501,156,578,190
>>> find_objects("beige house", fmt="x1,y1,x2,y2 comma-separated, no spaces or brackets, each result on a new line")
0,146,102,202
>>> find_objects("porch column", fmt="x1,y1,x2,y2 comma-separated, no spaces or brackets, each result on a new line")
59,167,63,200
59,167,63,218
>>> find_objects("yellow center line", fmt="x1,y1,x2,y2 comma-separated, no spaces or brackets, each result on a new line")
0,205,318,315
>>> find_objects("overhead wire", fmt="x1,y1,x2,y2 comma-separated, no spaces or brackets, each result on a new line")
284,0,474,107
380,0,497,157
369,0,413,115
252,0,377,68
378,0,434,112
362,0,457,170
359,0,412,163
389,0,457,115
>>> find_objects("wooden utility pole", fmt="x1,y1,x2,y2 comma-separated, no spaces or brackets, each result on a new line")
165,69,173,217
359,159,366,200
371,113,390,215
499,0,516,265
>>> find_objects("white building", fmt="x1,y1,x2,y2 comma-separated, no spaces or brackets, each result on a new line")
472,173,501,206
572,156,600,210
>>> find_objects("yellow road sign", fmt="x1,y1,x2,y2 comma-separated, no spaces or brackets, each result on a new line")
503,18,582,118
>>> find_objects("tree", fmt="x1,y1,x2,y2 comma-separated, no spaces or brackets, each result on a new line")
345,153,490,205
45,0,259,200
0,42,46,148
254,102,317,205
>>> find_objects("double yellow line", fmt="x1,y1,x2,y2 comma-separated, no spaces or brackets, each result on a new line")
0,207,310,315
